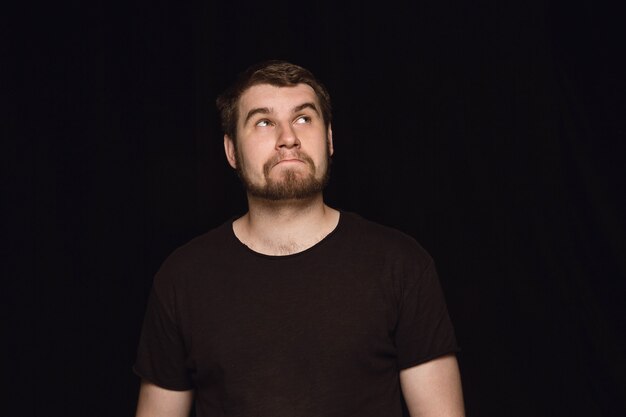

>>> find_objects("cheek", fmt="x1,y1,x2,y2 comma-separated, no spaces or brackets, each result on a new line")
238,144,272,174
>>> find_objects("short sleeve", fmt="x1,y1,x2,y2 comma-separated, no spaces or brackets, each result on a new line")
133,274,194,391
395,259,460,370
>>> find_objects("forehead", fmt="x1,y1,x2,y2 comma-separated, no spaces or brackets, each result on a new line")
238,83,319,114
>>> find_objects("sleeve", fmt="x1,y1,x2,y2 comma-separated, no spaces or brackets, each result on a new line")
132,268,194,391
395,258,460,370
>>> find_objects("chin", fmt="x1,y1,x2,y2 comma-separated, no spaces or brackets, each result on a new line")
248,175,327,201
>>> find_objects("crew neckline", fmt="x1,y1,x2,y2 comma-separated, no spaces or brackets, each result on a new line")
228,210,345,259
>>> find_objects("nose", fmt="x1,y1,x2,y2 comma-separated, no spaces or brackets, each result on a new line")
276,122,301,149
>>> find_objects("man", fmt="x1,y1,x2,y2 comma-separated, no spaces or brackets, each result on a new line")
134,60,465,417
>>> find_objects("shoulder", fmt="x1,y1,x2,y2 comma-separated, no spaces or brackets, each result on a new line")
337,211,434,266
151,218,236,289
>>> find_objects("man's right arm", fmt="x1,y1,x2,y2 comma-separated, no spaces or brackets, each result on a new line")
135,379,194,417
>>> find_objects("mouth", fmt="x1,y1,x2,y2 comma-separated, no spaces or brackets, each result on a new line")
275,158,304,166
271,153,310,168
264,152,314,176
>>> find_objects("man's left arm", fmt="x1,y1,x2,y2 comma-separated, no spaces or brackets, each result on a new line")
399,353,465,417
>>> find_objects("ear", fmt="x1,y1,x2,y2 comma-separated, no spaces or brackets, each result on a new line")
327,125,334,156
224,134,237,169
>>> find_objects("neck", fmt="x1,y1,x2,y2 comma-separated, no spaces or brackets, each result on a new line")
233,194,339,256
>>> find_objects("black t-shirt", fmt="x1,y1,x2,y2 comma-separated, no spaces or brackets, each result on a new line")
134,211,459,417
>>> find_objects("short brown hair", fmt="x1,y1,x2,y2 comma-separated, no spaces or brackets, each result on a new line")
216,60,332,141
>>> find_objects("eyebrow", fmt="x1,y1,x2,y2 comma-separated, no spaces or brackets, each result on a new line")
293,102,320,115
243,102,320,125
243,107,271,125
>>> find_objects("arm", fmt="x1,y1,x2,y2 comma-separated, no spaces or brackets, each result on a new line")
399,353,465,417
135,379,194,417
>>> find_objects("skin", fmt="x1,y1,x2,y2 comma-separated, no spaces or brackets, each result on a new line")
400,354,466,417
135,380,193,417
223,83,339,256
135,83,465,416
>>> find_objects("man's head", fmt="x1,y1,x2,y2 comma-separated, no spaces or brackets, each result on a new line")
218,60,334,201
216,60,332,143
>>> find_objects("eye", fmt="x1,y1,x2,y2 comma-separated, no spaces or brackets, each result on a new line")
294,115,311,124
255,119,272,127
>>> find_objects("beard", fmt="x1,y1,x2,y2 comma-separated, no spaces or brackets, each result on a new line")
235,146,331,201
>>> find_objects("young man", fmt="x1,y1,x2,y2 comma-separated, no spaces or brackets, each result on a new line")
134,60,465,417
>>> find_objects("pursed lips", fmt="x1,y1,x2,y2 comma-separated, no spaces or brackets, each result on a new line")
264,152,314,174
272,156,307,167
276,158,303,164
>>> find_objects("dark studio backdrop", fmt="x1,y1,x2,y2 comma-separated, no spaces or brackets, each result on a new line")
6,0,625,416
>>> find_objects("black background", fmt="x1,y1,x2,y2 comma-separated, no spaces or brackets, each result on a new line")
6,0,625,416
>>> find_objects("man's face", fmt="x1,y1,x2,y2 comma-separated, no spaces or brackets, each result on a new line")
224,83,333,201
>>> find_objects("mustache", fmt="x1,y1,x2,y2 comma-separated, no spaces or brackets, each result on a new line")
263,151,315,174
